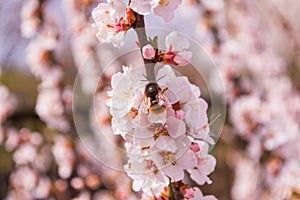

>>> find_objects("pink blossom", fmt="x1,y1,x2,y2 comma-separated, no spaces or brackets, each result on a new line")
92,1,135,48
35,87,70,132
33,176,51,199
125,144,168,196
5,128,20,152
10,166,38,191
188,141,216,185
152,0,182,22
20,0,42,38
52,135,75,179
183,98,210,140
161,32,192,66
191,188,217,200
130,0,152,14
13,143,37,165
151,136,197,182
107,65,211,195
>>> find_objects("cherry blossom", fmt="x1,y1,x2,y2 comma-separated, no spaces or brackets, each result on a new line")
52,135,75,179
20,0,43,38
150,136,197,182
35,87,70,132
187,141,216,185
107,64,215,197
152,0,183,22
129,0,184,22
2,0,299,199
141,32,193,66
191,187,217,200
162,31,192,66
92,1,135,48
125,144,169,196
130,0,153,15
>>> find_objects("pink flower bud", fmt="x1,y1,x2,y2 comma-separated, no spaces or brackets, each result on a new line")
175,110,185,120
142,44,155,60
191,142,200,153
184,188,195,198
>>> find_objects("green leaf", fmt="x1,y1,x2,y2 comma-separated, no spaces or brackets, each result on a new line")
148,36,158,49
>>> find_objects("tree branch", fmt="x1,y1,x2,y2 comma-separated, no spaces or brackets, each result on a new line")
133,12,156,82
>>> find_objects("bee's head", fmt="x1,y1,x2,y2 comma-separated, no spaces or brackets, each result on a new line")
145,82,160,98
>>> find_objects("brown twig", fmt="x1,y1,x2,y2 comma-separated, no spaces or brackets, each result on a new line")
132,12,156,82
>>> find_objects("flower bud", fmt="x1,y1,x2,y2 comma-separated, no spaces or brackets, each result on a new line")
142,44,155,60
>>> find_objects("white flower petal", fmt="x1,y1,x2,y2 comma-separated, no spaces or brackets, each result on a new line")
155,136,177,152
166,116,186,138
162,165,184,182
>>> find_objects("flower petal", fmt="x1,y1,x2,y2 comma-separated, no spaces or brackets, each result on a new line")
166,116,186,138
162,165,184,182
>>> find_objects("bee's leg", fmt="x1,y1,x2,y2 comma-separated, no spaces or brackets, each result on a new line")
142,74,149,81
161,86,168,94
156,75,166,82
144,97,151,109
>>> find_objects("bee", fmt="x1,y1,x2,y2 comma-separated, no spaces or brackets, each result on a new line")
144,82,168,115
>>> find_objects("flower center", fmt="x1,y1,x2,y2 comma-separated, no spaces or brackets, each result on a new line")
145,159,159,174
159,151,177,165
153,124,169,140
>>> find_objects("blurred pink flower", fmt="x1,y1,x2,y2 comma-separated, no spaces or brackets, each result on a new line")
13,143,37,165
36,87,70,132
52,135,75,179
20,0,42,38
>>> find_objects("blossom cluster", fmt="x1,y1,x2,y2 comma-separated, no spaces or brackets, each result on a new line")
91,0,184,47
11,1,140,199
107,64,216,198
195,0,300,199
25,23,70,132
6,0,300,199
0,124,139,200
141,0,300,198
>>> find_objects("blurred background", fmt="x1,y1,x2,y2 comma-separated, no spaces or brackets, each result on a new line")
1,0,300,199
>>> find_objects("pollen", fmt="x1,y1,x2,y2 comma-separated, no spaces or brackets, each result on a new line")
145,159,158,174
159,151,177,165
141,145,150,151
128,107,138,119
159,0,170,7
154,124,169,140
